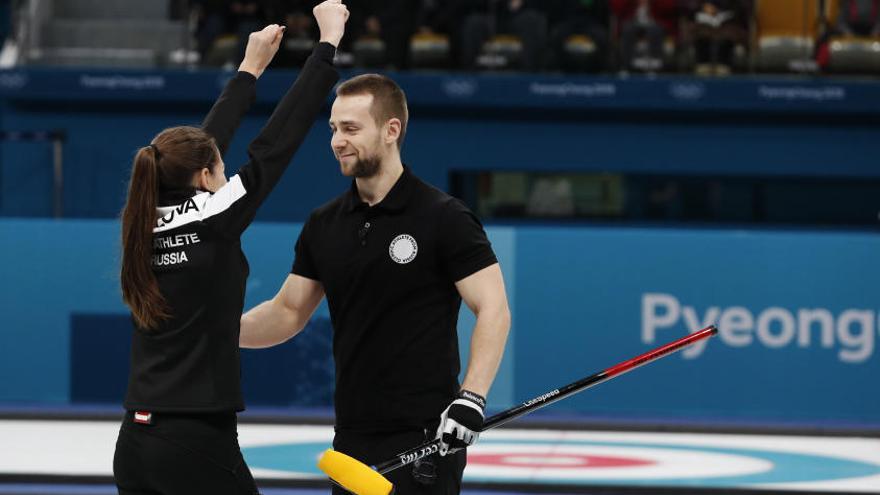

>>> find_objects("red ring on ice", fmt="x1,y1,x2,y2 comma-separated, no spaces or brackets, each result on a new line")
467,453,655,469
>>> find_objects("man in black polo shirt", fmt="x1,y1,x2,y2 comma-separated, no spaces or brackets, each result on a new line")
241,74,511,494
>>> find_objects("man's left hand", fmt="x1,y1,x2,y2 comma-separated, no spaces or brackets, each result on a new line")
435,390,486,456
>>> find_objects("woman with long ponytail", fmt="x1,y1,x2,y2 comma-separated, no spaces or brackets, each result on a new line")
113,3,348,493
121,145,168,329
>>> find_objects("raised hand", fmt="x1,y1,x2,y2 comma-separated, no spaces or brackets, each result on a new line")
313,0,349,48
238,24,285,79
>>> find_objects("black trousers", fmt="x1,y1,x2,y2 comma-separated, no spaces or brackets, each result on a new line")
113,411,259,495
332,428,467,495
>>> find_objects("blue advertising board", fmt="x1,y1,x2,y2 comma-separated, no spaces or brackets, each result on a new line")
513,227,879,424
0,219,876,427
2,67,880,114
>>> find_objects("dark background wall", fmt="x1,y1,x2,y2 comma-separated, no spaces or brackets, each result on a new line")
1,68,878,221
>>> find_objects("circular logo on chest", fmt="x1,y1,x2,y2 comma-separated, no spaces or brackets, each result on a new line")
389,234,418,264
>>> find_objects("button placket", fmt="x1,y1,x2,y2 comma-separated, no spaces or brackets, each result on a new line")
359,217,372,247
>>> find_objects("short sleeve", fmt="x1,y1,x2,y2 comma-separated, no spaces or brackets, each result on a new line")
291,214,320,281
439,199,498,282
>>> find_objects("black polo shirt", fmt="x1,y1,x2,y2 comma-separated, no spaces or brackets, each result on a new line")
292,166,497,432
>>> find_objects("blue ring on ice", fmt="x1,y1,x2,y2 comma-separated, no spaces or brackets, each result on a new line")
243,438,880,487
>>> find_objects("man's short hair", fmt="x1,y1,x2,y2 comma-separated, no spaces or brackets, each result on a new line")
336,74,409,150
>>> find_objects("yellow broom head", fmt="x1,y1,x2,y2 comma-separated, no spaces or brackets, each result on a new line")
317,449,394,495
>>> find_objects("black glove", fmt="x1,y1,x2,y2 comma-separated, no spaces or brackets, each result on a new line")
434,390,485,456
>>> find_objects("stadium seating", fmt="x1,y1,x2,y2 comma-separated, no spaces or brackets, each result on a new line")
25,0,185,68
824,0,880,73
754,0,820,72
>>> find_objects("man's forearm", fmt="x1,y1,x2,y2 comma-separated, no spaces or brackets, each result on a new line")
240,299,306,349
461,306,511,398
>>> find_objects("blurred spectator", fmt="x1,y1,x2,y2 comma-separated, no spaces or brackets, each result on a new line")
355,0,420,69
611,0,679,72
418,0,458,36
460,0,549,71
271,1,318,39
193,0,227,60
546,0,611,72
816,0,880,69
834,0,880,36
193,0,268,65
412,0,461,68
686,0,751,75
266,0,320,67
228,0,270,58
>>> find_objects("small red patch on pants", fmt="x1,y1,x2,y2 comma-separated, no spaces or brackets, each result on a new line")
133,411,152,425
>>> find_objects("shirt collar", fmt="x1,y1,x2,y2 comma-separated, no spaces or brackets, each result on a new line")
158,187,200,207
345,165,414,214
